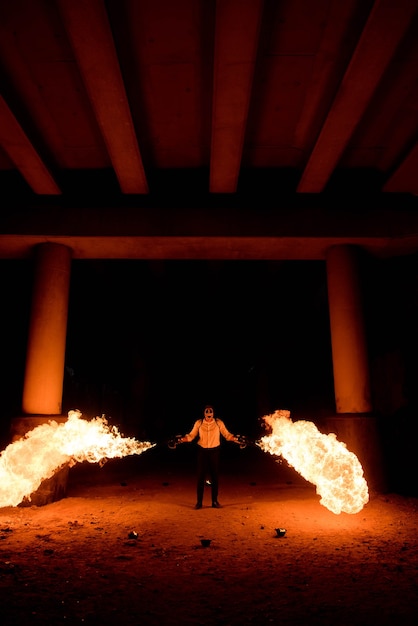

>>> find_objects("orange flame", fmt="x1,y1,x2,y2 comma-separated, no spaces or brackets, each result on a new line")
257,410,369,514
0,410,155,508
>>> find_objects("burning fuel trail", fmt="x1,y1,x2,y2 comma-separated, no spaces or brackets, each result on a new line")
0,410,155,508
257,410,369,514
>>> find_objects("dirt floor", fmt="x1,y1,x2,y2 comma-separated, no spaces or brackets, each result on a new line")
0,442,417,626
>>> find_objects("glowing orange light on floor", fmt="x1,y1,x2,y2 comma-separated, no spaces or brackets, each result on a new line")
257,410,369,514
0,410,155,508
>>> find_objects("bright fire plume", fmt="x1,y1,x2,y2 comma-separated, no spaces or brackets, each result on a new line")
257,410,369,514
0,410,155,508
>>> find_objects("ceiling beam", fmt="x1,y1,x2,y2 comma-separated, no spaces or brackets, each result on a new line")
297,0,417,193
0,95,61,195
1,233,417,262
210,0,263,193
57,0,149,194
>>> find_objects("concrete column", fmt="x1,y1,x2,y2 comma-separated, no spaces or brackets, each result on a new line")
324,246,388,492
22,242,72,416
326,244,372,414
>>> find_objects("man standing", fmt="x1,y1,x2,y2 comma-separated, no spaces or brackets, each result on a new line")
181,405,239,509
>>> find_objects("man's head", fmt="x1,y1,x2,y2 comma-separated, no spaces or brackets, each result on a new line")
204,405,214,419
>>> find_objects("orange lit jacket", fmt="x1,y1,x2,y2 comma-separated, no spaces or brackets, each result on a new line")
184,417,236,449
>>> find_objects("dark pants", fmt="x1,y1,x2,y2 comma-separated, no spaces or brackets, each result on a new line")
196,446,220,504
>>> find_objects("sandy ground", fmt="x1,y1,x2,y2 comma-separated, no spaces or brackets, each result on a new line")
0,443,417,626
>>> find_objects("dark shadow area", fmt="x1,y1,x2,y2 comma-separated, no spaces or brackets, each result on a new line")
61,259,334,442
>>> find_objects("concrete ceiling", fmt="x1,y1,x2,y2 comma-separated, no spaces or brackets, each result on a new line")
0,0,417,259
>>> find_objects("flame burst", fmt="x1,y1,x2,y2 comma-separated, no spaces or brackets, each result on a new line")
257,410,369,514
0,410,155,508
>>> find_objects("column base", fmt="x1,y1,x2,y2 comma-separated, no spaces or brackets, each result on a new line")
18,464,70,508
10,415,70,507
